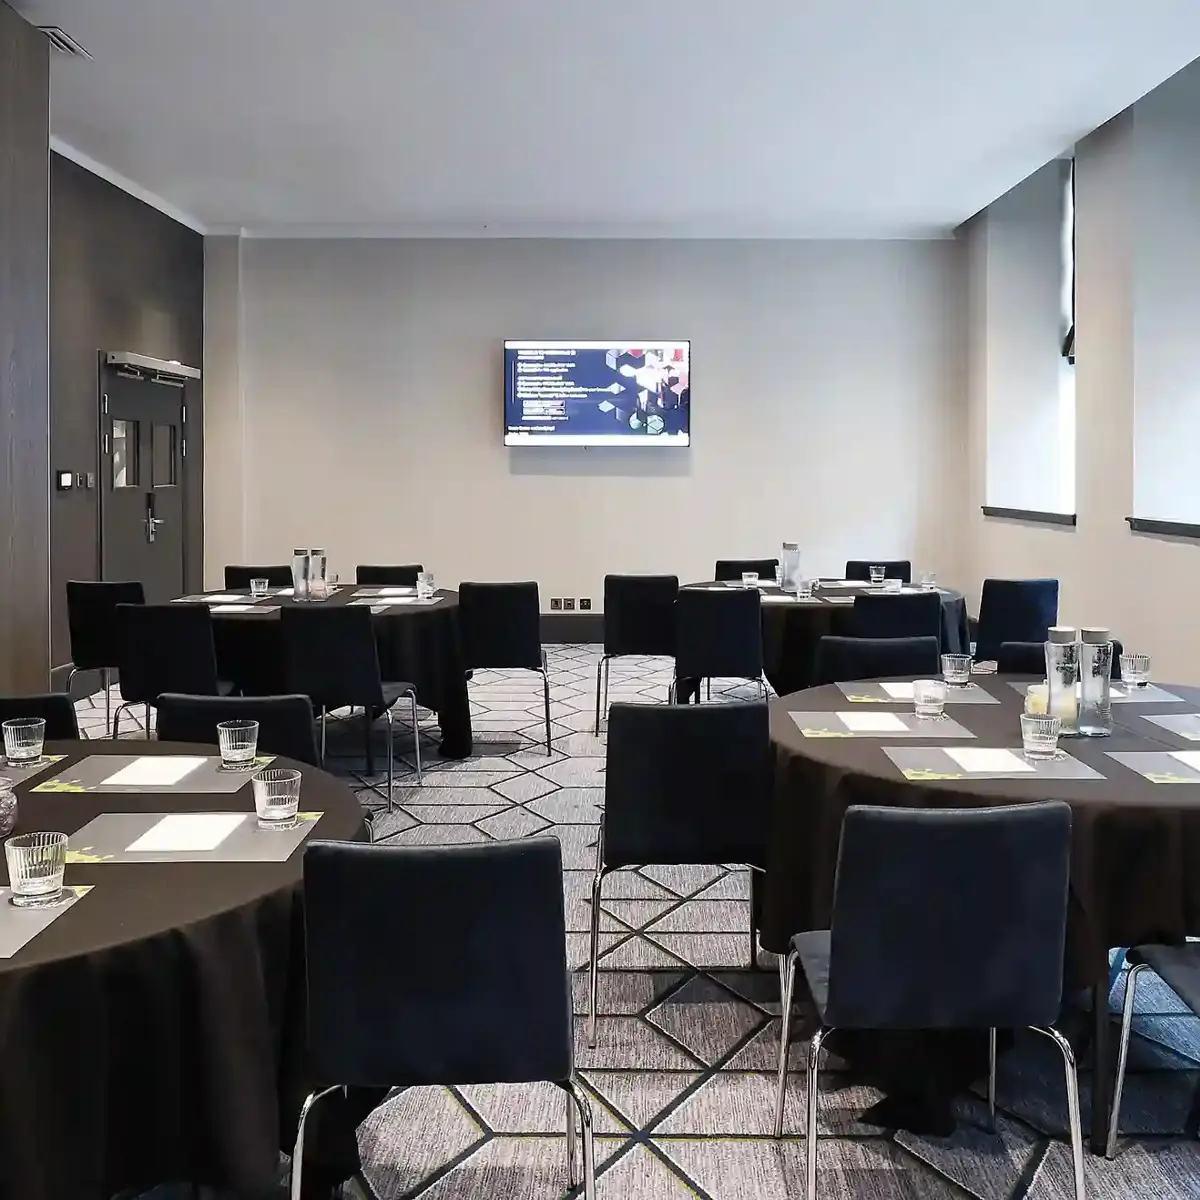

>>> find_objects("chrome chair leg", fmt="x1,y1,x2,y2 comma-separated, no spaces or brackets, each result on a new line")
806,1026,828,1200
594,658,603,734
319,707,328,763
988,1027,997,1131
290,1085,344,1200
705,678,710,702
565,1083,578,1186
563,1077,596,1200
587,865,606,1047
1106,961,1148,1159
1032,1025,1087,1200
111,701,134,741
773,948,799,1137
541,665,552,754
144,702,152,739
383,707,395,811
408,693,423,784
102,668,112,736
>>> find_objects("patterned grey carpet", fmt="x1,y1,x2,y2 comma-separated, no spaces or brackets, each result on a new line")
78,645,1200,1198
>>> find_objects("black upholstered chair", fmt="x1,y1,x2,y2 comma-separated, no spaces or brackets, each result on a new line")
845,559,912,583
297,837,595,1199
773,802,1084,1200
594,574,679,732
356,564,424,587
589,702,772,1043
672,587,764,702
65,580,145,734
156,693,319,765
113,603,231,738
280,605,420,794
1108,943,1200,1159
974,578,1059,662
223,564,292,590
851,591,942,646
0,694,80,740
814,635,940,685
458,582,551,753
998,637,1125,680
714,558,779,583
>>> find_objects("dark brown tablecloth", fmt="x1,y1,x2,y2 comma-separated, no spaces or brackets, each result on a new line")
762,676,1200,987
0,740,366,1200
209,587,473,758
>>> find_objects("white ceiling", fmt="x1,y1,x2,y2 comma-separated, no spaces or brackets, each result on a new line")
14,0,1200,237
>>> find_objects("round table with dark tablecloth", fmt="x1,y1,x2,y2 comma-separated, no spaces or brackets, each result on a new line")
761,675,1200,1151
685,580,969,696
0,739,366,1200
205,586,473,758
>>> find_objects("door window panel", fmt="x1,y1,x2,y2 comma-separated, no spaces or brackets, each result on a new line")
112,419,139,488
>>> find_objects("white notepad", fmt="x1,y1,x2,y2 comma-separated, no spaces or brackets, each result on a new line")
1169,751,1200,771
377,587,416,596
879,682,915,699
202,595,242,603
945,748,1033,773
127,812,246,853
102,756,207,787
839,712,908,732
211,604,255,614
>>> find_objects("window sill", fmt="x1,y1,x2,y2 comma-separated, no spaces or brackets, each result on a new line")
981,506,1077,528
1126,517,1200,540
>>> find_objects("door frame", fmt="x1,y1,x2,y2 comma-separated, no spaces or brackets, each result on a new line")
96,350,203,596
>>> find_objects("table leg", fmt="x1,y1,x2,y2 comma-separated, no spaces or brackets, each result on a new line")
1090,980,1112,1155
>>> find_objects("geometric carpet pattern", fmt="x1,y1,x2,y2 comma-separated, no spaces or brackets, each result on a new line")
76,645,1200,1199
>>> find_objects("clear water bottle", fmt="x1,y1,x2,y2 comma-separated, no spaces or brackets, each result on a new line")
291,549,311,601
780,543,802,593
1045,626,1080,736
1079,627,1114,737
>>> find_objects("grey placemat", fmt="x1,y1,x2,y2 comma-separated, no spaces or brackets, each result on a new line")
1106,751,1200,784
787,711,975,739
0,753,68,784
0,885,91,958
1007,681,1185,704
352,586,416,597
836,682,999,705
884,746,1104,781
1141,713,1200,742
30,754,275,794
67,811,324,863
349,597,443,611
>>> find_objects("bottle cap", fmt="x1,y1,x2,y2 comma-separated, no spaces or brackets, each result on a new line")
1081,627,1111,644
782,542,798,551
1047,626,1078,644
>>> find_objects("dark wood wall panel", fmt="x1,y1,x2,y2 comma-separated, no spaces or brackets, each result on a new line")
0,3,50,693
50,153,204,667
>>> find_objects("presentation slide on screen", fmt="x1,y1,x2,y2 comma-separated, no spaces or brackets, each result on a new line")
504,340,690,446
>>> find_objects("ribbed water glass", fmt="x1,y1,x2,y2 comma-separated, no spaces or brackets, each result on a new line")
1120,653,1151,688
417,571,436,600
1021,713,1062,760
5,832,67,907
252,768,302,822
217,719,259,769
796,578,815,599
2,718,45,765
249,577,270,599
740,572,759,588
920,570,939,590
868,565,886,585
883,577,903,594
941,654,972,686
913,679,947,719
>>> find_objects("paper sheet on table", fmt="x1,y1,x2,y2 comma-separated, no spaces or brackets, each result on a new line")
202,595,242,603
377,587,416,596
211,604,255,614
1168,751,1200,771
879,682,915,699
838,712,908,732
102,756,207,787
276,587,294,596
945,748,1033,773
126,812,246,852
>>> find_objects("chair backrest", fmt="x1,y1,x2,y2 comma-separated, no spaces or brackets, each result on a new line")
604,701,772,869
852,592,942,645
0,694,79,740
714,558,779,583
156,693,319,765
845,559,912,583
303,836,572,1087
603,574,679,656
66,580,145,671
224,565,293,590
116,604,219,703
998,635,1125,680
457,582,543,671
814,635,940,685
825,802,1072,1029
975,578,1059,662
279,605,384,712
356,564,424,586
674,587,763,681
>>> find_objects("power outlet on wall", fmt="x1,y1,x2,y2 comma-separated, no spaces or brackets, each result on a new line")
579,598,592,611
563,598,576,611
550,598,563,611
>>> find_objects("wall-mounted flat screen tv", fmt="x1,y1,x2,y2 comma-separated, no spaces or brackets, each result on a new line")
504,340,690,447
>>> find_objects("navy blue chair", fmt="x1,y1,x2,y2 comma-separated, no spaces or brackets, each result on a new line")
774,802,1084,1200
65,580,145,734
851,591,942,646
0,694,79,740
672,587,764,701
998,637,1125,680
224,565,292,589
595,574,678,732
299,837,595,1199
715,557,779,582
974,579,1059,662
814,636,940,685
845,559,911,583
356,564,424,586
156,693,320,765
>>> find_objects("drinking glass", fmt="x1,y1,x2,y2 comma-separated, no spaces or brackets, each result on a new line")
5,832,67,907
2,718,45,765
740,571,759,588
1120,653,1151,688
1024,684,1049,715
326,572,339,591
249,577,270,599
941,653,972,687
416,571,435,600
796,578,815,599
920,571,938,590
1021,713,1062,760
217,719,259,769
0,778,16,837
913,679,947,719
868,565,886,585
883,577,903,594
774,564,783,586
252,768,302,822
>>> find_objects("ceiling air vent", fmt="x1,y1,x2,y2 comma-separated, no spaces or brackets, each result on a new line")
36,26,93,59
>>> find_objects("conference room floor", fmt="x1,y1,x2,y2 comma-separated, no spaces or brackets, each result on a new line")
78,646,1200,1200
